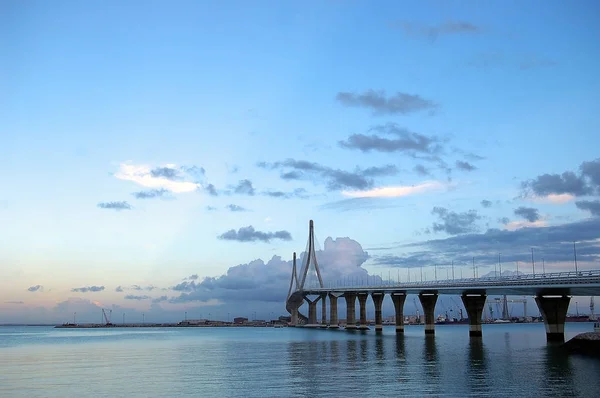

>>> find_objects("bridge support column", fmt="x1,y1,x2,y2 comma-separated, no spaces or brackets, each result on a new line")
358,293,369,330
304,296,321,327
320,293,327,328
535,295,571,342
290,308,298,327
344,292,357,330
391,293,406,333
461,294,486,337
329,294,339,328
372,293,384,332
419,293,438,335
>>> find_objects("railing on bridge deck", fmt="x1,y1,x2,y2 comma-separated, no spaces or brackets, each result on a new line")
302,269,600,291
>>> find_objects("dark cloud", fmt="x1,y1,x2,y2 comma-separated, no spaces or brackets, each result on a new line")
27,285,43,292
262,188,309,199
575,200,600,217
218,225,292,243
257,159,397,191
204,184,218,196
150,167,180,180
514,206,540,222
97,201,132,211
520,158,600,197
339,124,442,157
455,160,476,172
498,217,510,225
115,286,124,292
397,21,481,40
233,179,255,196
480,200,492,208
132,189,169,199
181,165,205,177
124,295,151,301
414,164,431,176
431,207,481,235
71,286,105,293
378,217,600,268
188,274,199,280
226,204,249,212
116,285,157,292
336,90,437,115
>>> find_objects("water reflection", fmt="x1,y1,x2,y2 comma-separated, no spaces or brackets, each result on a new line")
543,346,576,397
423,336,439,382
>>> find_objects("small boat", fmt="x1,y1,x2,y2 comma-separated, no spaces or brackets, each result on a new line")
594,322,600,332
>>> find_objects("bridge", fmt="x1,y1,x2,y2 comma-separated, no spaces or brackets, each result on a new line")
286,220,600,342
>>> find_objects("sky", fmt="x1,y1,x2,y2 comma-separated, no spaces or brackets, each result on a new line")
1,0,600,323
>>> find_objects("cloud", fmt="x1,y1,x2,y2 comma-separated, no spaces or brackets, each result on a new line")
575,200,600,217
374,217,600,268
397,21,481,40
233,179,255,196
414,165,431,176
71,286,105,293
505,220,548,231
206,206,217,211
258,159,397,191
498,217,510,225
124,295,151,301
204,184,219,196
27,285,43,292
481,200,492,208
97,201,132,211
335,90,437,115
218,226,292,243
5,301,24,304
116,285,158,292
341,181,445,198
226,204,249,212
169,237,373,303
132,188,170,199
528,193,575,205
262,188,309,199
319,198,416,212
152,296,168,303
514,206,540,222
188,274,199,280
431,207,481,235
338,124,442,156
114,163,199,193
115,286,124,292
520,158,600,198
455,160,476,172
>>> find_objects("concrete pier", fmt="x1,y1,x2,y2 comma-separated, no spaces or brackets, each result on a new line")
419,293,438,335
371,293,384,332
329,294,339,328
461,293,486,337
345,292,357,330
305,296,321,327
358,293,369,330
391,293,407,333
535,295,571,342
320,293,327,328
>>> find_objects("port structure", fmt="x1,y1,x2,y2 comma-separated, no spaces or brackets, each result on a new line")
286,220,600,342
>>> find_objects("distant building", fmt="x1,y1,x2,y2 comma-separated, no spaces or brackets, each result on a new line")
233,317,248,324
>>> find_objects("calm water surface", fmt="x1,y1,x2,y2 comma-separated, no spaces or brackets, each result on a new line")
1,324,599,397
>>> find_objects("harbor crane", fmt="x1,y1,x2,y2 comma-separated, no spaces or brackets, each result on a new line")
102,309,113,326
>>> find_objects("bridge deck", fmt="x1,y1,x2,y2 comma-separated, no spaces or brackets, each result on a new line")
300,270,600,296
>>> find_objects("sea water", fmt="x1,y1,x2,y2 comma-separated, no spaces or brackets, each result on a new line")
1,324,599,397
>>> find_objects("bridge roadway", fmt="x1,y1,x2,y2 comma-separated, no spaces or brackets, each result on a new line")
288,270,600,342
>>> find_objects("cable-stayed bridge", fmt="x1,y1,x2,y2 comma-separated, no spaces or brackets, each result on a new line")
286,220,600,342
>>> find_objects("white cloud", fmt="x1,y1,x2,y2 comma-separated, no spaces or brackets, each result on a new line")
341,181,445,198
114,163,199,193
529,193,575,204
505,220,548,231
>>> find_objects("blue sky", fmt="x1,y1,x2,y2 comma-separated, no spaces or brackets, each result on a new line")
1,1,600,323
